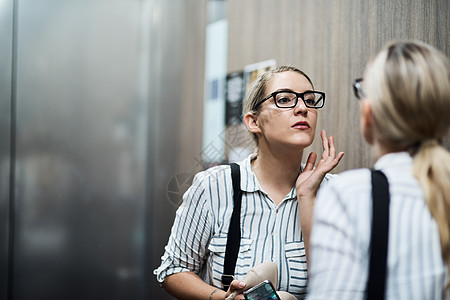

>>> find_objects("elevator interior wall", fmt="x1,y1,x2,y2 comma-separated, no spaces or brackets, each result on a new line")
0,0,206,299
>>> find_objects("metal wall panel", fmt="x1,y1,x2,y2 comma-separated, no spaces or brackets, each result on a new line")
0,0,14,299
13,1,149,299
1,0,206,299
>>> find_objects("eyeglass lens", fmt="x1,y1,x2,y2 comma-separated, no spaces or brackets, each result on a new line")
353,79,365,99
274,91,323,108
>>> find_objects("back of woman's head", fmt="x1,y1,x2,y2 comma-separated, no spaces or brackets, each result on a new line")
364,40,450,147
365,40,450,287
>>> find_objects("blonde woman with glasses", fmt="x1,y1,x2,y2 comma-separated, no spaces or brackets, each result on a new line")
307,41,450,299
155,66,344,299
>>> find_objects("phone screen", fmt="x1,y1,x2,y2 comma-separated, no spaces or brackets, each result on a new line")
243,280,281,300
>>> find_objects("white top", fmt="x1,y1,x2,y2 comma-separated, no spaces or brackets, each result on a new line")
306,152,448,300
154,154,336,299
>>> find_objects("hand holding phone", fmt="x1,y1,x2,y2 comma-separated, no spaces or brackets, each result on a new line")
243,280,281,300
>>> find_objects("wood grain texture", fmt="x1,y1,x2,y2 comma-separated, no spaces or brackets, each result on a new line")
227,0,450,171
176,1,207,173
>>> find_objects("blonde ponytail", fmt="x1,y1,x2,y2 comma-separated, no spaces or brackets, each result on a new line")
413,140,450,289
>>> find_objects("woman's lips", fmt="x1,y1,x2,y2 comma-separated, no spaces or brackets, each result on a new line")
292,121,310,129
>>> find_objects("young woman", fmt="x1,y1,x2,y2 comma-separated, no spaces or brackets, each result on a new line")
306,41,450,299
154,66,344,299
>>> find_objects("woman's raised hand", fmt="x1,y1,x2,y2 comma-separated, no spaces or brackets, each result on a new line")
295,130,344,200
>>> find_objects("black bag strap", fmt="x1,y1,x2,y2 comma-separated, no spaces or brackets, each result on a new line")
367,170,390,300
221,163,242,291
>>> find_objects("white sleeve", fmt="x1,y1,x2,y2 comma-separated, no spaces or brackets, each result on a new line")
306,176,369,300
153,172,214,282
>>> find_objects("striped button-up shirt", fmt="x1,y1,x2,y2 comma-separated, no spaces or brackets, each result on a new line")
154,155,335,299
306,152,449,300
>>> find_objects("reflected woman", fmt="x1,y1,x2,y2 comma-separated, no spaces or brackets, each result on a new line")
154,66,344,300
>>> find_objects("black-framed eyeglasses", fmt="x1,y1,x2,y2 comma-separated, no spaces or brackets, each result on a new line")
253,90,325,110
352,78,366,99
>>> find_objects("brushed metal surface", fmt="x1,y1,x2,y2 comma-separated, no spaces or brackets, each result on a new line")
0,0,206,299
0,1,14,298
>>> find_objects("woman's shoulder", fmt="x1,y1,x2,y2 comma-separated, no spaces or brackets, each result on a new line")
181,165,232,206
316,168,373,220
337,167,371,180
323,167,370,182
321,168,372,194
192,155,251,184
192,164,231,185
196,164,230,176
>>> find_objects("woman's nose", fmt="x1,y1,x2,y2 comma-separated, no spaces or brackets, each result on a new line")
294,98,308,115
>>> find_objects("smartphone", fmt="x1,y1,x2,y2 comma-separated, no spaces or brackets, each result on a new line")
243,280,281,300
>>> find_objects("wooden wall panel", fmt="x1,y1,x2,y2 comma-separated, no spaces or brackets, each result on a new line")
227,0,450,172
177,1,207,173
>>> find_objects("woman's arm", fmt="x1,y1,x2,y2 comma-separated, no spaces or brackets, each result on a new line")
154,172,215,295
295,130,344,260
163,272,225,299
163,273,246,300
155,167,247,299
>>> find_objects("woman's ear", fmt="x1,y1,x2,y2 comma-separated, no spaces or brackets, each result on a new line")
244,112,261,134
361,100,374,145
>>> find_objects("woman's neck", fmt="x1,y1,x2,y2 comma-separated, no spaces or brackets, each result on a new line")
251,146,303,205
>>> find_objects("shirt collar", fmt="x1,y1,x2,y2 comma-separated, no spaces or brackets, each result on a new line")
239,154,261,193
374,151,413,171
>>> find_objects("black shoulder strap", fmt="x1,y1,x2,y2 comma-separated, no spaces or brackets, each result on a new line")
367,170,390,300
221,163,242,290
